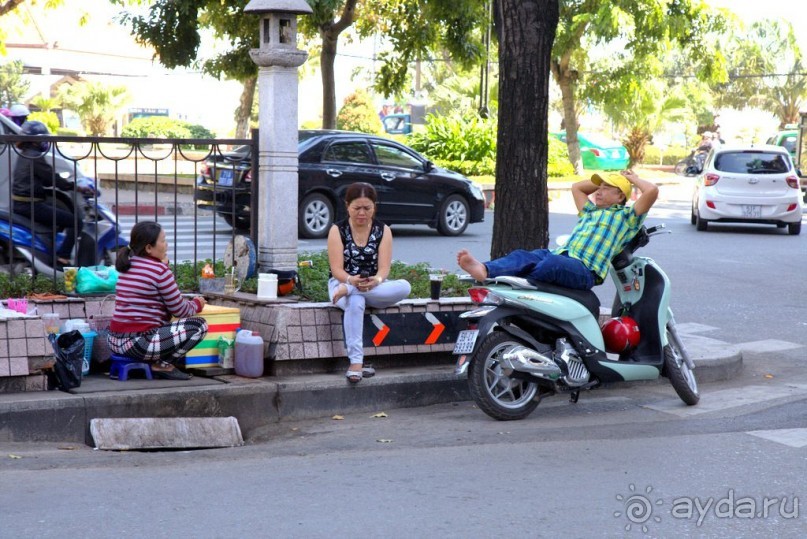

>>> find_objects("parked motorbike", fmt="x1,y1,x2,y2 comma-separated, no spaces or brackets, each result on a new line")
0,177,127,276
453,224,699,421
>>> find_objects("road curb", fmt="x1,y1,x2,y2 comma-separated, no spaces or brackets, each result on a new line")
0,342,740,445
111,202,196,216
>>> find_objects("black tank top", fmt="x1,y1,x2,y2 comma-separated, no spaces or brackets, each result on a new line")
336,218,384,277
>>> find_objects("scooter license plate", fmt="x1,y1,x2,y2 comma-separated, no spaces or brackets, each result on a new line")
218,169,234,186
453,329,479,354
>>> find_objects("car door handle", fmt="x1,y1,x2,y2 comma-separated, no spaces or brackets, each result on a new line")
380,172,395,181
326,169,342,178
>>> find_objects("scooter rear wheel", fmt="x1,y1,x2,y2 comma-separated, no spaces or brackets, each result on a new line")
664,332,699,405
468,331,540,421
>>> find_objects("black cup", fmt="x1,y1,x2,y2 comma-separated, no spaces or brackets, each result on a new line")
429,274,443,300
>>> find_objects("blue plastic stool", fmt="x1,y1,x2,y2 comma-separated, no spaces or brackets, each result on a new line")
109,354,153,381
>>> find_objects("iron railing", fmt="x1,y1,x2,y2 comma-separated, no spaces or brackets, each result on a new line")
0,131,257,288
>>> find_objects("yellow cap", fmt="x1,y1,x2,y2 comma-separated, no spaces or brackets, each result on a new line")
591,173,631,201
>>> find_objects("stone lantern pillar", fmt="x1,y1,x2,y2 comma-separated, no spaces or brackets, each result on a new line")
244,0,312,271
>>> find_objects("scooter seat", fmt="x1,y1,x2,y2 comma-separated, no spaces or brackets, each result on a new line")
0,210,52,235
524,278,601,320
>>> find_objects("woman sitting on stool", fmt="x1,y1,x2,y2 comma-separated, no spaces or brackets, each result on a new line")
107,221,207,380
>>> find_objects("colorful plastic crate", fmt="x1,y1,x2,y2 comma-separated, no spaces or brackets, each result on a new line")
184,305,240,368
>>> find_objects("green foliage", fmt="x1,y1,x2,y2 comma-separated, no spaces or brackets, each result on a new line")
56,128,82,136
642,145,691,166
407,114,572,177
57,81,130,136
30,95,60,113
408,112,496,163
548,136,575,177
295,250,472,302
0,274,54,297
0,60,30,106
121,118,217,149
19,254,470,302
28,111,60,133
336,90,383,134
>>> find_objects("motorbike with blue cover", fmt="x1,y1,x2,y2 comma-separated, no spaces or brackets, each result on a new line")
453,224,699,421
0,179,126,276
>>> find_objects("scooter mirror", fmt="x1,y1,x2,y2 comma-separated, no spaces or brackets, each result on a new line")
555,234,570,248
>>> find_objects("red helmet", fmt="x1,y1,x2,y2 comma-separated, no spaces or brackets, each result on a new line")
601,316,640,354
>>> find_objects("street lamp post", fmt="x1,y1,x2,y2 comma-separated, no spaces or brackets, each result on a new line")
244,0,312,272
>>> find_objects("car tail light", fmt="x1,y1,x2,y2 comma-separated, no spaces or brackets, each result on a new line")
787,203,798,212
589,148,602,157
704,174,720,186
706,200,716,209
200,164,210,177
244,169,252,183
786,175,799,189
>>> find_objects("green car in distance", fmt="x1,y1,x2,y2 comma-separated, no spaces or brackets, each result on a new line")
765,127,797,159
551,131,630,171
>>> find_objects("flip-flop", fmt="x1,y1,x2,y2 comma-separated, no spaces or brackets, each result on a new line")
153,368,192,381
346,368,362,384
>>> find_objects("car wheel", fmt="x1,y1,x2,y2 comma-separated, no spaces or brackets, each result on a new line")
223,214,250,231
299,193,334,239
695,211,708,231
690,205,696,225
436,194,469,236
788,221,801,235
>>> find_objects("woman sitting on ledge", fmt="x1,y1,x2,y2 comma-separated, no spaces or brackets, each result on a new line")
328,182,411,383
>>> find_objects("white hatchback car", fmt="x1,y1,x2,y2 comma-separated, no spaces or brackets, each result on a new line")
691,145,803,235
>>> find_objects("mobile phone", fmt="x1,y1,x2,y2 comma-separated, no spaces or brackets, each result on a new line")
360,271,369,279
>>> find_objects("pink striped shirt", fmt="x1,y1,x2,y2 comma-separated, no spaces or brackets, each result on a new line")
110,255,203,333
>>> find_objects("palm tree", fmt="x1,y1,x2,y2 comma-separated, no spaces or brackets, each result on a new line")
57,81,130,136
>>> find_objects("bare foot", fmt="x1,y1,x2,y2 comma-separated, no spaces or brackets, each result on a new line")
457,249,488,281
332,283,348,304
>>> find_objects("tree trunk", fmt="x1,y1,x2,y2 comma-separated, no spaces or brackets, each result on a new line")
552,62,584,174
320,32,338,130
491,0,559,259
234,76,256,139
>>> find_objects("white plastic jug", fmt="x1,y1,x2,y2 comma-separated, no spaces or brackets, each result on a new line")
257,273,278,300
235,330,264,378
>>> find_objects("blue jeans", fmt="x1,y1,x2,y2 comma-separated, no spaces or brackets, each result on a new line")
484,249,595,290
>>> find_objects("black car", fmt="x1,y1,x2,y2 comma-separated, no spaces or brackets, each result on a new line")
194,130,486,238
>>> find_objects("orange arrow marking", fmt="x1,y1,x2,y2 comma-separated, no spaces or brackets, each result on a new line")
424,312,445,344
371,314,390,346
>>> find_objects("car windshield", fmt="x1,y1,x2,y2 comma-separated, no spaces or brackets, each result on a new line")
714,151,791,174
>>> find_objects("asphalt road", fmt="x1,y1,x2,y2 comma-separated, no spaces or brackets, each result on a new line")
2,182,805,537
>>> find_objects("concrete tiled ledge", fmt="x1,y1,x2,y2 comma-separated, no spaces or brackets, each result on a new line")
0,294,472,391
203,295,474,375
0,297,114,393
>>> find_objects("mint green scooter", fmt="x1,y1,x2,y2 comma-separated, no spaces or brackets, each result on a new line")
453,224,699,421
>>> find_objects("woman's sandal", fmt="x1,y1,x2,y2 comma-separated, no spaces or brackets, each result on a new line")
346,368,363,384
152,361,192,381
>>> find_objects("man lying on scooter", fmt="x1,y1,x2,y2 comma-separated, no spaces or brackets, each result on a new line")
12,121,94,268
457,170,658,290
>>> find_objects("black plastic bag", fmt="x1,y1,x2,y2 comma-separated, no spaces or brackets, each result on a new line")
47,331,85,392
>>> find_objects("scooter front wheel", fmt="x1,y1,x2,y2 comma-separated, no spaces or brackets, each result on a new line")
664,332,699,405
468,331,540,421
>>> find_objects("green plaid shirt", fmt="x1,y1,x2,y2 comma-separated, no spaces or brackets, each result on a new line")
553,201,645,282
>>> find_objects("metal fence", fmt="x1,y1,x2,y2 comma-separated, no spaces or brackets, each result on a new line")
0,130,257,288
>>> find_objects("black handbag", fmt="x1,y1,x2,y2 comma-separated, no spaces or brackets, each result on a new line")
47,331,85,392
